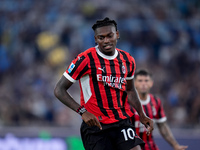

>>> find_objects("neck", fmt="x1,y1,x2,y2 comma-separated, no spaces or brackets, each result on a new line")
98,46,115,56
96,46,118,60
139,93,148,101
102,50,114,56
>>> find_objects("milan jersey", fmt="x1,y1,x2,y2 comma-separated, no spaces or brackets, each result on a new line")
131,94,167,150
63,46,136,124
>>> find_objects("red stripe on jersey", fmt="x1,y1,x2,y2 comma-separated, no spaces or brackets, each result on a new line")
134,113,140,136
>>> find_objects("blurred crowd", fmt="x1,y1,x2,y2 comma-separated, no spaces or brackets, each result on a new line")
0,0,200,128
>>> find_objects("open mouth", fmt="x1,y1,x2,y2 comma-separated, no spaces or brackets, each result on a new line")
104,45,112,50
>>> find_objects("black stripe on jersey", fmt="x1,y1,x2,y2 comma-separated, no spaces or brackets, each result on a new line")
153,96,162,118
121,91,130,117
153,95,159,106
122,91,127,106
119,51,131,77
76,65,89,80
144,105,149,118
115,88,122,108
97,55,120,120
149,100,155,118
88,52,109,117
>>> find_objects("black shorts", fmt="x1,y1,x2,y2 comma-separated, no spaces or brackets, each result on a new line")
80,119,145,150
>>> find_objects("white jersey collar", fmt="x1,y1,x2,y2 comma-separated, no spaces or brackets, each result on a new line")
95,45,118,60
139,94,150,105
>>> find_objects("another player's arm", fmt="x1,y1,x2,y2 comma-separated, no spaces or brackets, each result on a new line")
127,79,154,135
157,122,188,150
54,76,102,129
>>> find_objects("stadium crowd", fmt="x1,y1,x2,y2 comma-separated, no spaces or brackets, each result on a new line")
0,0,199,128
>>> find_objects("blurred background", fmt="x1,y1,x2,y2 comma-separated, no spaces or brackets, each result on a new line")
0,0,200,149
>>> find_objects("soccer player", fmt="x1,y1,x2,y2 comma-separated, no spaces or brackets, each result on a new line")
131,69,188,150
54,17,154,150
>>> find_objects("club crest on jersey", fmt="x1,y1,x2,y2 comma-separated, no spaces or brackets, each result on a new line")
122,63,126,74
68,63,75,73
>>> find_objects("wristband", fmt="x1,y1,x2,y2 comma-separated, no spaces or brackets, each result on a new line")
76,106,87,116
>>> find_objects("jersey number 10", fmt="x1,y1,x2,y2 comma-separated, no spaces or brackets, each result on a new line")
121,128,135,141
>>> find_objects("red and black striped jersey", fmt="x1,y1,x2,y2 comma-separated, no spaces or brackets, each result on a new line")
63,46,136,124
131,94,167,150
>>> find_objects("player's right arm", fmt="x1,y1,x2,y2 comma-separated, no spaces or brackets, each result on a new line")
54,75,102,130
54,75,80,112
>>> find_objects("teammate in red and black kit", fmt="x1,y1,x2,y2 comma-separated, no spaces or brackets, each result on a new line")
131,69,188,150
54,17,154,150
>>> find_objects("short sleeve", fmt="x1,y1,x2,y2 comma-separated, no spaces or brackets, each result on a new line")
63,53,89,83
126,54,136,80
154,98,167,123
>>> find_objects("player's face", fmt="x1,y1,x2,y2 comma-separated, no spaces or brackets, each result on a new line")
94,25,119,56
134,75,153,95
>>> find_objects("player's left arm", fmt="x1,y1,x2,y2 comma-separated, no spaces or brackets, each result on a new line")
157,122,188,150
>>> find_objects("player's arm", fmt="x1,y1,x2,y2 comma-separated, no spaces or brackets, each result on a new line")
157,122,188,150
54,76,80,111
54,76,102,129
127,79,154,135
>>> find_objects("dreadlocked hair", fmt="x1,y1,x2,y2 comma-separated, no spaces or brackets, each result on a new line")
92,17,117,31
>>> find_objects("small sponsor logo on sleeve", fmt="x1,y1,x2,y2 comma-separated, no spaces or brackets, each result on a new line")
68,63,75,73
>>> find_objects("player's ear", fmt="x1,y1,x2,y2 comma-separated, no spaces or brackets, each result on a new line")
116,31,120,39
149,79,154,88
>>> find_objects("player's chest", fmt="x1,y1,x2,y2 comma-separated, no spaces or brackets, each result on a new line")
89,58,128,89
142,104,158,118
